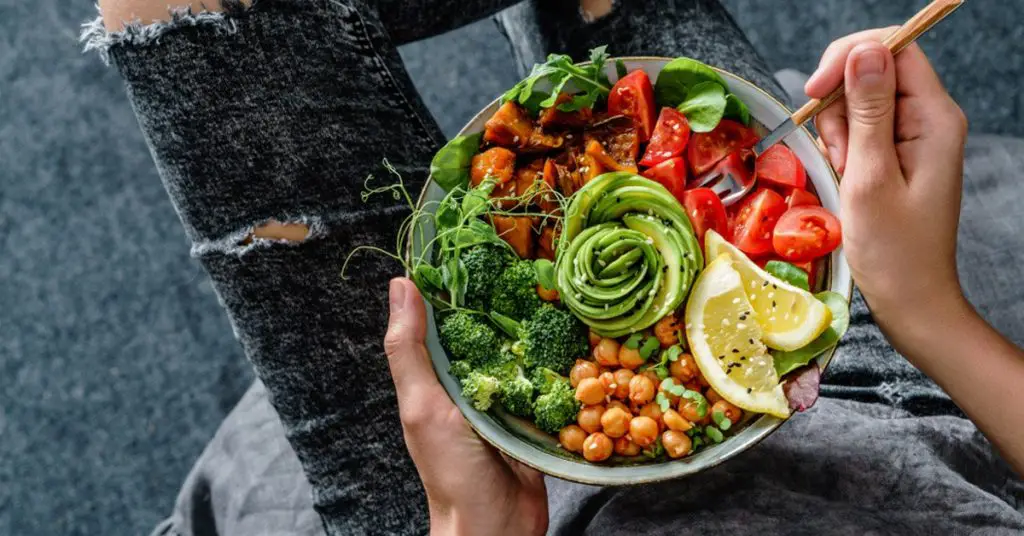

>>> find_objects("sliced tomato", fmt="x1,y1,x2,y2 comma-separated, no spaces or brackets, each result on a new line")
756,144,807,190
682,188,729,245
730,188,787,256
639,108,691,167
687,119,759,176
641,157,687,204
608,70,657,142
772,206,842,262
785,189,820,209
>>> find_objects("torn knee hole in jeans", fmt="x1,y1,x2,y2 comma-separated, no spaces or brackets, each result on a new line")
580,0,614,22
190,217,324,257
242,220,311,244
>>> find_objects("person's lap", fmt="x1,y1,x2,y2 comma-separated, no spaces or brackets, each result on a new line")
85,0,1024,534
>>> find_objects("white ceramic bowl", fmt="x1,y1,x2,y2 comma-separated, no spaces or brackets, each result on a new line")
412,58,852,485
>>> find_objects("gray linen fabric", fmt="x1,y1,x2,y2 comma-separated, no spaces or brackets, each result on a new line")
83,1,1024,535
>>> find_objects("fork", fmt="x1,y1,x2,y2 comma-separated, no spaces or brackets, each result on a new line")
696,0,965,206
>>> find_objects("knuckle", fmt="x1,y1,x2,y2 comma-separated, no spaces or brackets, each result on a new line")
383,323,408,357
849,96,895,126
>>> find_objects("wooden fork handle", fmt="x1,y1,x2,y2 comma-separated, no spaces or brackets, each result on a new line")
789,0,965,126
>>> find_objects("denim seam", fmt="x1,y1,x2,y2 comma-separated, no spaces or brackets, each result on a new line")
335,0,444,152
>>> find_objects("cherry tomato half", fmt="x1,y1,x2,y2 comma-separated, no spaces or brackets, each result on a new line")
641,157,687,204
682,188,729,245
639,108,691,167
772,206,843,262
687,119,759,176
608,70,657,142
755,144,807,190
730,188,787,256
785,188,820,210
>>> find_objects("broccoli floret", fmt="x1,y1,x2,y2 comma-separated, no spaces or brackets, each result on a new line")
448,360,474,382
461,371,502,411
500,366,536,418
439,311,499,366
490,260,542,321
516,305,590,375
530,366,569,396
532,379,580,434
461,245,511,309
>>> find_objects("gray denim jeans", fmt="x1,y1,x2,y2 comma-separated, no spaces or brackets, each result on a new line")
83,1,1024,535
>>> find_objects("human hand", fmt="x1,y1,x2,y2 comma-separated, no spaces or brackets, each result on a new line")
385,278,548,536
805,30,970,342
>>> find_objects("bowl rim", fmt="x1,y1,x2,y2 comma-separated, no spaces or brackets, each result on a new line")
407,56,852,485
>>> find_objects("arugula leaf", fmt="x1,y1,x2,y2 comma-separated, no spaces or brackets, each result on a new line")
534,259,556,291
489,311,522,338
764,260,810,291
615,59,628,80
430,133,482,192
677,82,727,133
724,94,751,125
503,48,612,114
654,57,727,108
772,292,850,376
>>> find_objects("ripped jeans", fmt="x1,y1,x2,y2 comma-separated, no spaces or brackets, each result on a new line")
84,1,1024,535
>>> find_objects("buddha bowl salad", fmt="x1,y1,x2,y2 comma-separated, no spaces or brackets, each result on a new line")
350,47,849,464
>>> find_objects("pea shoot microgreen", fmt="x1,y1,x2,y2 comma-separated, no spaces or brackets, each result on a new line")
681,389,709,418
705,426,724,444
623,333,644,349
712,410,732,431
639,336,661,359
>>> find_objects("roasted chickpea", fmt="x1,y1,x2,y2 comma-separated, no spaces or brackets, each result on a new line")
536,284,559,302
705,388,723,404
638,402,664,428
628,374,656,405
679,399,710,425
653,314,682,348
618,345,646,370
575,377,606,406
570,360,600,388
670,352,699,381
712,399,742,425
662,408,693,432
659,377,683,406
641,369,662,386
629,416,659,447
614,436,642,456
593,338,620,367
612,369,634,399
588,329,602,348
698,373,710,388
598,371,616,395
583,432,613,462
559,425,587,453
577,404,606,434
606,400,631,414
684,380,702,392
600,407,632,438
662,430,693,459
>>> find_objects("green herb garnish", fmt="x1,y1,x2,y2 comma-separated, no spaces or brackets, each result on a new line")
502,46,612,114
677,81,727,133
660,378,686,397
639,336,661,359
534,258,556,291
712,410,732,431
655,391,671,413
682,389,709,418
623,333,644,349
429,133,482,192
724,94,751,125
705,426,724,443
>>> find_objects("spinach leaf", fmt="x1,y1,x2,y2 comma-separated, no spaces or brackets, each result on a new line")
534,259,556,291
677,82,727,132
654,57,727,108
724,94,751,125
772,292,850,376
430,133,482,192
764,260,810,291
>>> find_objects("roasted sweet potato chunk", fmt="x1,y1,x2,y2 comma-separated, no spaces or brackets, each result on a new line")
539,93,594,129
491,215,535,259
484,102,534,147
470,147,516,186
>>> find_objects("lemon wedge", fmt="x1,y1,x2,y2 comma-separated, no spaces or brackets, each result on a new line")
685,254,790,418
704,230,831,351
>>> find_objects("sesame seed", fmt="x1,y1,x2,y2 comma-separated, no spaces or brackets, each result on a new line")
762,281,769,287
718,355,725,360
751,294,758,301
747,388,753,394
748,338,754,345
721,318,730,326
732,297,741,304
772,284,778,289
740,356,747,361
737,323,747,329
772,301,777,308
732,349,739,354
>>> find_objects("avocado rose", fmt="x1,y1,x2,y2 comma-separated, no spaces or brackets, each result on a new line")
556,172,703,337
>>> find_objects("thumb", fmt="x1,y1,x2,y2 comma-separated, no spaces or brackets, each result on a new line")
843,42,900,175
384,277,436,394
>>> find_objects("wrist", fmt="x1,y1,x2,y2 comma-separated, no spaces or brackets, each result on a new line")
871,289,976,360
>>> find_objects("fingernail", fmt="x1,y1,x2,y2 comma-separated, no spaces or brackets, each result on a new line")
389,278,406,315
853,48,886,85
827,145,842,167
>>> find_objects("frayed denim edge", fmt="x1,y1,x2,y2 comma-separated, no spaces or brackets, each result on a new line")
80,0,265,65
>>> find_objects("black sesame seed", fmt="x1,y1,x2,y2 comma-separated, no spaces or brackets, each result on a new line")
616,197,621,202
731,349,739,354
772,284,778,289
772,301,777,308
747,387,753,394
718,355,725,360
740,356,747,361
762,281,769,287
726,368,733,375
748,338,753,345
